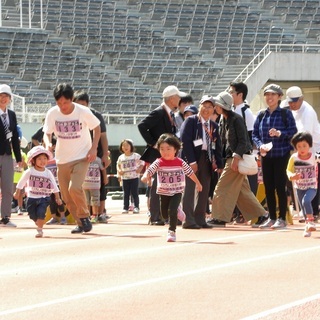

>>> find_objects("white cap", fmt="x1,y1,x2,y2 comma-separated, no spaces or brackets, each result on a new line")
0,84,12,96
286,86,303,102
162,85,187,98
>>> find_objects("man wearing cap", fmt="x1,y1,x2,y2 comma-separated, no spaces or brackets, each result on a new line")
286,86,320,220
180,95,223,229
138,85,187,225
0,84,22,227
208,91,267,227
183,105,198,119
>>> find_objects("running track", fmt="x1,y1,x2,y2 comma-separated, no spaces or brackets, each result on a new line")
1,195,320,320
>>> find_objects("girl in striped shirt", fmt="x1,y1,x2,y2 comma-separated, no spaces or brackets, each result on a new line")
141,133,202,242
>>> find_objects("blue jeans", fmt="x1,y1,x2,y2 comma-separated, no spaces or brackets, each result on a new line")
296,188,317,218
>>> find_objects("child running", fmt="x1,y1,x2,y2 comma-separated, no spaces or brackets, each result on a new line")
141,133,202,242
117,139,144,214
13,146,62,238
287,132,318,237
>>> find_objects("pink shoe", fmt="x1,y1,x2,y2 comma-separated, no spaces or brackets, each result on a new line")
177,205,186,222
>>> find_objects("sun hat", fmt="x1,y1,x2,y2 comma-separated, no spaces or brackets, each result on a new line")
27,146,53,165
263,84,283,95
162,85,187,98
213,92,233,111
286,86,303,102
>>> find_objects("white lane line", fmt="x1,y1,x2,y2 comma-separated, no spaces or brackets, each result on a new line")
0,231,270,276
1,243,320,316
241,293,320,319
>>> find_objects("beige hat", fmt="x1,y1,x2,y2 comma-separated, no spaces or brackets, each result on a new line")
286,86,303,102
214,92,233,111
162,85,187,98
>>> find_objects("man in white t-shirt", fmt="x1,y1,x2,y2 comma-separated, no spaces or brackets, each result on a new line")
43,83,101,234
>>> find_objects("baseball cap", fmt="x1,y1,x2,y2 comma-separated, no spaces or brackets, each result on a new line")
162,85,187,98
183,105,198,114
286,86,302,102
263,84,283,95
0,84,12,96
213,92,233,111
27,146,53,165
200,95,215,105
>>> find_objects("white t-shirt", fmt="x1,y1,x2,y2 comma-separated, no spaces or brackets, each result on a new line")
234,103,256,131
16,167,60,198
43,103,100,164
83,157,104,190
117,152,144,180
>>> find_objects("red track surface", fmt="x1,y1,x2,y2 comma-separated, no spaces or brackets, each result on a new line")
1,196,320,320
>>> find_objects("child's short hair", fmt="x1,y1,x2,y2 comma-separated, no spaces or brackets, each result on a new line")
119,139,134,153
291,131,313,148
156,133,182,155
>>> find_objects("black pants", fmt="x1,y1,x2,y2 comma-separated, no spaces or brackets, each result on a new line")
160,193,182,232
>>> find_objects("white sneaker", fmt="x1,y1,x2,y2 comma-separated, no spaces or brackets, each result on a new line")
35,229,43,238
17,209,23,215
306,222,316,232
11,206,19,213
259,218,276,229
271,218,287,229
1,217,17,227
167,230,176,242
122,210,128,214
133,207,140,214
303,225,311,237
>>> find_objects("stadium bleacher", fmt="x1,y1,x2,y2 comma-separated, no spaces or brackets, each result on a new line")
0,0,319,122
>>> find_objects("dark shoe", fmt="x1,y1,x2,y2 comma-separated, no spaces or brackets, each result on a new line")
201,223,213,229
251,214,269,228
207,219,226,227
80,217,92,232
71,226,84,234
150,220,165,226
298,219,306,223
182,223,201,229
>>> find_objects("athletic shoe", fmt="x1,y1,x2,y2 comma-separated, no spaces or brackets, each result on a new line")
303,226,311,237
167,230,176,242
60,217,67,225
259,218,276,229
17,209,23,216
46,217,59,225
0,217,17,227
98,213,109,223
271,218,286,229
71,226,84,234
122,210,129,214
177,206,186,222
207,218,226,227
80,217,92,232
133,207,140,214
129,205,134,211
90,216,98,223
251,214,269,228
306,221,316,232
35,229,43,238
11,206,19,213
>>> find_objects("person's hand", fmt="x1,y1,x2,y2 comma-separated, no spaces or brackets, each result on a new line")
231,157,240,172
269,128,281,137
290,173,301,181
86,147,97,162
196,182,202,192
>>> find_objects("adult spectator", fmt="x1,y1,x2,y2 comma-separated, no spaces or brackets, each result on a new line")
207,92,267,227
286,86,320,220
180,95,223,229
0,84,22,227
174,94,194,135
73,90,110,221
138,85,187,225
228,81,258,224
252,84,297,229
43,83,101,234
31,118,45,147
183,105,198,119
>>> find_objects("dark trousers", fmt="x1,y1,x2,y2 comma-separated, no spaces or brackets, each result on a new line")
122,178,139,210
150,175,161,222
261,153,290,221
183,151,212,227
160,193,182,232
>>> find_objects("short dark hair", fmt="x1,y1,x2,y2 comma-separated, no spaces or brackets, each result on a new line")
119,139,134,153
291,131,313,148
179,95,193,106
156,133,181,156
229,81,248,100
53,83,74,101
73,90,90,104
